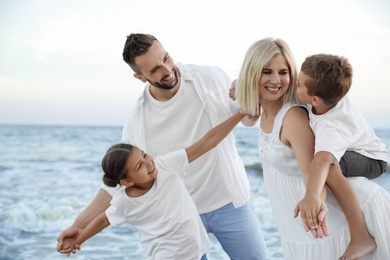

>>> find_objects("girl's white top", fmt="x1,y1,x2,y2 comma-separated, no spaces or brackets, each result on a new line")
105,149,211,260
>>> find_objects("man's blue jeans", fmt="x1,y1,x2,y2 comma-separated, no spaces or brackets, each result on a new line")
200,202,267,260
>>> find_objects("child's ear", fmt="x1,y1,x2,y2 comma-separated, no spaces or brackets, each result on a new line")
133,73,147,83
120,179,134,187
312,96,324,106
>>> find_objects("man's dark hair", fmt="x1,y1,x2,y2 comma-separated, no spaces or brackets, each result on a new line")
122,33,158,73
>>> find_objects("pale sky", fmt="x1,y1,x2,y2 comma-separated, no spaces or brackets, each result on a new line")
1,0,389,128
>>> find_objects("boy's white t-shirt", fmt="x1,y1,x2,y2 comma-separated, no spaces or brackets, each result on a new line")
105,149,212,260
308,96,389,163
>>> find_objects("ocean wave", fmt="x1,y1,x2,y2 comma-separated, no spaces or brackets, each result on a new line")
245,162,263,176
3,202,77,233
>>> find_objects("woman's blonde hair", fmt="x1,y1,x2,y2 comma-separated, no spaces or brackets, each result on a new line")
236,37,301,116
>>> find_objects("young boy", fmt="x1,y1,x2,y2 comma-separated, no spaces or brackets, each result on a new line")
58,112,245,260
295,53,389,260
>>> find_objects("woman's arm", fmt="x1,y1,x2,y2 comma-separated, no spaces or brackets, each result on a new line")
186,112,245,163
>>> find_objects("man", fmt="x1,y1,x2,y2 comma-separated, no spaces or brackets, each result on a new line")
57,33,267,259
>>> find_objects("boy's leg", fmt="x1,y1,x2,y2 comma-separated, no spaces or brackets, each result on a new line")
200,202,267,260
340,151,386,179
326,164,376,260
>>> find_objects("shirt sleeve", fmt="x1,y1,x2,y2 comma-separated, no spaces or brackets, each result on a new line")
100,183,121,197
155,149,190,178
315,128,349,162
105,193,126,227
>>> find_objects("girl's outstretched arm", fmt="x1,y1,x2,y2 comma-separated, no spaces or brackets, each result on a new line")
186,112,244,163
76,212,110,249
57,188,112,254
59,212,110,254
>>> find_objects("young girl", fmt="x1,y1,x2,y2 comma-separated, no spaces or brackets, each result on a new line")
59,111,245,260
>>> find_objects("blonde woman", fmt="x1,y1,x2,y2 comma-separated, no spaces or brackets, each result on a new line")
234,37,390,259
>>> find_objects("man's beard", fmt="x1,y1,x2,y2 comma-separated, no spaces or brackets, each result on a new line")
147,66,180,90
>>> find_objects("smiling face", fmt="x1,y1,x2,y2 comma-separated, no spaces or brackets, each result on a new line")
258,54,290,102
133,41,179,90
120,147,158,187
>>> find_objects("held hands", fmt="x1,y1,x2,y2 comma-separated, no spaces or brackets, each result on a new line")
58,243,81,256
56,226,82,256
294,194,329,238
308,203,328,238
294,193,323,229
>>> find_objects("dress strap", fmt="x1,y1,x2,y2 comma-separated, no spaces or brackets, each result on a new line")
272,103,294,135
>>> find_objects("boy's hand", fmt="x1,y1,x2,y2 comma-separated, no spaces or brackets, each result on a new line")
296,199,329,238
294,193,323,230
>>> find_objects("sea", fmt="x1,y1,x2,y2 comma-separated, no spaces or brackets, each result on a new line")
0,125,389,260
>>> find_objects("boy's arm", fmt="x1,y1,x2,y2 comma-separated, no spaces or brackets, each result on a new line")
294,151,333,232
305,152,333,196
59,212,110,254
186,112,244,163
281,107,328,237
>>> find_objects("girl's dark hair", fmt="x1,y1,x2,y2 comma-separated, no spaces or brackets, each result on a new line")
101,143,134,187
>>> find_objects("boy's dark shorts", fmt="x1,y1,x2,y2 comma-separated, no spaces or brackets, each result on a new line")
339,151,388,179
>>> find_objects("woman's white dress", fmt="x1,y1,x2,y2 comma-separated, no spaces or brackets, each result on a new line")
259,103,390,260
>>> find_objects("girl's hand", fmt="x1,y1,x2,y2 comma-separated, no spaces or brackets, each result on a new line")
239,109,260,126
229,80,237,101
57,226,82,256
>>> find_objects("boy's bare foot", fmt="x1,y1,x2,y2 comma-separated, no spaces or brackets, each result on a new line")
338,235,376,260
